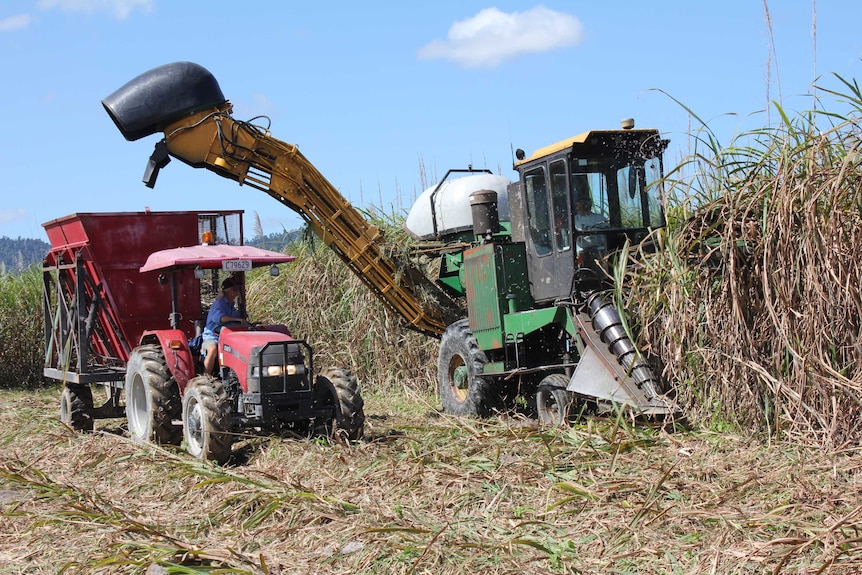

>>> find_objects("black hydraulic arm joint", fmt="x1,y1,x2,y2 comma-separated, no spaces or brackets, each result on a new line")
143,140,171,188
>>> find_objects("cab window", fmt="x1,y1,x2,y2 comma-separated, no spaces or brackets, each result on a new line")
550,160,570,252
524,166,552,256
614,157,665,228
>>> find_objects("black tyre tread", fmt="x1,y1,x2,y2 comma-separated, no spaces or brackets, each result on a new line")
437,319,497,417
536,373,573,427
125,344,182,445
315,366,365,441
183,375,233,464
60,384,94,432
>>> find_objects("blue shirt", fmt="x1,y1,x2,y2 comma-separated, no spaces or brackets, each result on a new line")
202,296,240,342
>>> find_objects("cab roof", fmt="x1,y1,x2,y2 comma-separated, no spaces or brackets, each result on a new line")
140,244,295,272
514,128,662,168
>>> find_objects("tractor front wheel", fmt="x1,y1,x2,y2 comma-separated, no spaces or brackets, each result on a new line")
60,383,94,432
182,375,232,464
536,373,574,427
437,319,497,417
313,367,365,441
125,344,182,445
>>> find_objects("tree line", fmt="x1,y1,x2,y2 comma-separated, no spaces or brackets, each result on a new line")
0,227,307,276
0,237,50,274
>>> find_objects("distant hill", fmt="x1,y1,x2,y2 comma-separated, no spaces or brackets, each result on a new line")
0,237,49,273
246,228,310,253
0,227,306,275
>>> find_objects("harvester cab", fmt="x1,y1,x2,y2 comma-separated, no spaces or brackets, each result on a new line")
510,121,669,302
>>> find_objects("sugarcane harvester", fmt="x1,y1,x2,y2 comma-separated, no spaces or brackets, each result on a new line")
103,62,677,425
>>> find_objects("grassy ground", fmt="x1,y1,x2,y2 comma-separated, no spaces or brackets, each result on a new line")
2,387,862,574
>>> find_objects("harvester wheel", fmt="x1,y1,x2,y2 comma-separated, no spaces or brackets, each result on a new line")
182,375,232,464
437,319,497,417
125,344,182,445
536,373,574,427
313,367,365,441
60,383,94,432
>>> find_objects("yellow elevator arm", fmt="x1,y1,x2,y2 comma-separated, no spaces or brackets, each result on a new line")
159,105,458,337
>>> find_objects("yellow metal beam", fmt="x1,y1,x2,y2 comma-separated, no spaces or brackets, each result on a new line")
161,107,458,337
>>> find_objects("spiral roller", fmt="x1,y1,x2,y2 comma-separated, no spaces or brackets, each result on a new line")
585,291,660,399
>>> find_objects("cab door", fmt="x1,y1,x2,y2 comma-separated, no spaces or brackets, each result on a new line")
522,160,574,302
548,159,575,297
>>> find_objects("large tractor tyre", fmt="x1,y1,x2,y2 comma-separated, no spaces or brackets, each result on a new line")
60,383,94,432
437,319,498,417
182,375,233,464
536,373,575,428
313,367,365,441
125,344,182,445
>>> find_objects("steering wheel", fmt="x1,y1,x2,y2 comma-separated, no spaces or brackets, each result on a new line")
583,220,609,232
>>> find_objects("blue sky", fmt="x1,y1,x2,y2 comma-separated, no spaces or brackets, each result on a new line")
1,1,860,240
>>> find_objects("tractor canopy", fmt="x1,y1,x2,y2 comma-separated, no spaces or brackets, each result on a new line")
140,244,295,272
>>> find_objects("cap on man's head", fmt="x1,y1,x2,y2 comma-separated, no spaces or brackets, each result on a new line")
221,278,237,290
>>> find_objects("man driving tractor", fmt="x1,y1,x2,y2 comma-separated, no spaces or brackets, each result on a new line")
201,277,254,374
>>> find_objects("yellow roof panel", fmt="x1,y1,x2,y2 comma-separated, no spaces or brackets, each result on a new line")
515,128,660,167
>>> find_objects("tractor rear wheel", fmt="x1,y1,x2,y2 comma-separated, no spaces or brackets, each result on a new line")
437,319,497,417
60,383,94,432
313,367,365,441
125,344,182,445
182,375,232,464
536,373,574,427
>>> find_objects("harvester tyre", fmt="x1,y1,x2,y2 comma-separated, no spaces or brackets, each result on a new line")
314,367,365,441
125,345,182,445
182,375,232,464
437,319,497,417
60,383,94,432
536,373,574,427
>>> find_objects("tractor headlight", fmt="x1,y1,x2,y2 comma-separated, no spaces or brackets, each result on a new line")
255,364,301,377
265,365,284,377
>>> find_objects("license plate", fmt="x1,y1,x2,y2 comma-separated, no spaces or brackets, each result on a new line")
222,260,252,272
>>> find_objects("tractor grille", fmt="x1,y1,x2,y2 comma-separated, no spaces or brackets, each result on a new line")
257,342,310,394
261,374,307,394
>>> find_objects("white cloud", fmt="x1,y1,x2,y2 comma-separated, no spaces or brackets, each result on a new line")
418,5,584,68
0,209,27,224
0,14,32,31
38,0,153,19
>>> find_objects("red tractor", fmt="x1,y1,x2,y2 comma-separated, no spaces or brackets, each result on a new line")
43,210,364,463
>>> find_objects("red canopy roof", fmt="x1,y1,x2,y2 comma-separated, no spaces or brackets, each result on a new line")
140,244,295,272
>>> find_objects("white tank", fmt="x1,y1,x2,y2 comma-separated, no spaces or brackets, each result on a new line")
404,173,512,240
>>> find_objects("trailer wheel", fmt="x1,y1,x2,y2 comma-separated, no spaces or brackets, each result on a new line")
60,384,94,432
182,375,232,464
536,373,574,427
125,345,182,445
313,367,365,441
437,319,498,417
